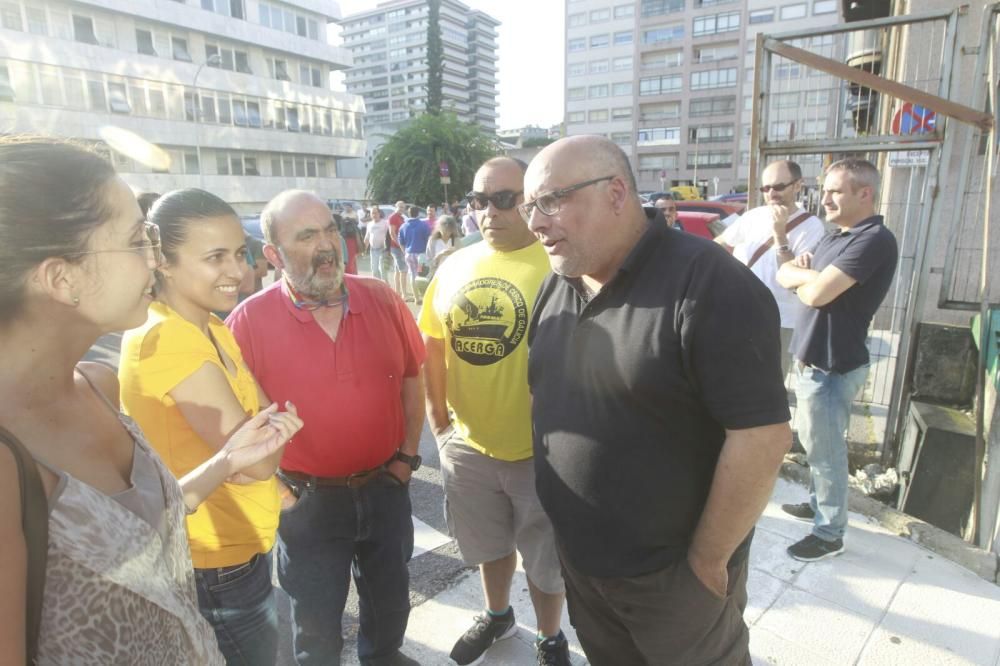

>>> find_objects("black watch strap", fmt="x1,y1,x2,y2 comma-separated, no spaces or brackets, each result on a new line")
394,450,422,470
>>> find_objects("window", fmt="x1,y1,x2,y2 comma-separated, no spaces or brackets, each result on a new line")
695,44,738,63
39,67,61,105
108,82,130,113
774,92,799,108
589,109,609,122
614,31,633,46
612,82,632,96
216,154,230,175
568,38,586,52
780,3,807,19
589,84,609,98
805,90,830,105
26,6,46,34
247,101,261,127
300,64,322,87
688,123,734,143
590,59,609,74
136,29,156,55
611,132,630,145
690,68,737,90
639,74,682,96
1,2,22,30
688,96,735,117
770,120,793,139
749,8,774,23
268,58,291,81
235,51,251,74
613,56,633,71
184,152,199,175
172,36,192,61
693,11,740,36
641,0,685,17
637,127,680,145
568,62,586,77
643,25,684,45
232,98,247,126
612,106,632,120
590,8,611,22
567,111,585,123
200,93,216,122
86,78,106,111
568,12,586,27
129,84,147,115
774,62,801,79
638,154,678,170
72,15,98,44
642,49,683,69
640,101,681,120
687,151,731,168
801,119,826,137
568,86,585,100
590,34,609,48
614,4,635,19
813,0,836,13
149,87,166,117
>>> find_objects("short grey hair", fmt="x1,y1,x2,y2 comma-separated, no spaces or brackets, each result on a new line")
827,158,880,194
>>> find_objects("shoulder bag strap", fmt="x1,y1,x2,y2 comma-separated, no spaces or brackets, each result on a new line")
746,211,813,269
0,426,48,664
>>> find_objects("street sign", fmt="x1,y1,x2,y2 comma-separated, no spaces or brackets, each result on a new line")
440,176,451,185
891,103,937,135
887,150,930,168
439,161,450,177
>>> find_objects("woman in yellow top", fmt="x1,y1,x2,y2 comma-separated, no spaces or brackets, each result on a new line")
120,189,290,665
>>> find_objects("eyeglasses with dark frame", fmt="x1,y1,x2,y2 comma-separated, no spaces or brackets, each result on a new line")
465,190,523,211
517,176,615,223
759,179,800,194
69,220,163,265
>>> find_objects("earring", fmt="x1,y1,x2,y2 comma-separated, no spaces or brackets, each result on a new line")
71,295,80,306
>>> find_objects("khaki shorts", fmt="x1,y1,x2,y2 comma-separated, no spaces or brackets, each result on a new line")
438,428,564,595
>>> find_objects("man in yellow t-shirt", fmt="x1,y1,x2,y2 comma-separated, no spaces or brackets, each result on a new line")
418,157,569,666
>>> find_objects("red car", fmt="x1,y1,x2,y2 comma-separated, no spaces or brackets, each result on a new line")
676,211,721,239
677,200,745,217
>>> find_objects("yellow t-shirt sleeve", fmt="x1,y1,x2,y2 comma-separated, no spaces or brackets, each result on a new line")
133,318,220,400
418,275,445,339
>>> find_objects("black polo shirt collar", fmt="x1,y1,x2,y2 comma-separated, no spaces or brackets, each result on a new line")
836,214,884,237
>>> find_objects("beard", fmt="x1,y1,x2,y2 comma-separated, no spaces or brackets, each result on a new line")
287,249,345,300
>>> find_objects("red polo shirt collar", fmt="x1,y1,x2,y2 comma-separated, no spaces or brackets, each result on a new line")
279,277,362,323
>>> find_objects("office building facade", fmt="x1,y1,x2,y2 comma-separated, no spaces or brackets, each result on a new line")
0,0,366,212
565,0,841,195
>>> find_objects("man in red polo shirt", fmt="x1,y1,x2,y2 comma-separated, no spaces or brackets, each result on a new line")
227,190,425,666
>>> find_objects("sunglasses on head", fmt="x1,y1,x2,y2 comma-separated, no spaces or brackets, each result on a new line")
759,179,800,193
466,190,523,211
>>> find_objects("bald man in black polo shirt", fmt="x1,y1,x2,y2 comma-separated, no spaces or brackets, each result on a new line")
520,135,792,665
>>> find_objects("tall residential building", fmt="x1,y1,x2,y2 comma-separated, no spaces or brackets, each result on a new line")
337,0,500,133
565,0,841,195
0,0,366,213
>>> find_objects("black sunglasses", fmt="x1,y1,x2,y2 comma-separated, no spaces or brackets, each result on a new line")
759,179,800,193
466,190,523,211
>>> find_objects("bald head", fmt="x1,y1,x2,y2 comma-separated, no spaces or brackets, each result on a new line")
261,190,327,245
528,136,637,196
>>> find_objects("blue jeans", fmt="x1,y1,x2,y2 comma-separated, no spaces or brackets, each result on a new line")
277,473,414,665
388,246,406,272
370,247,387,282
195,550,278,666
794,362,869,542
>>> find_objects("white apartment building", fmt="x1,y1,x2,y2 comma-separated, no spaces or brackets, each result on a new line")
0,0,367,212
565,0,842,195
337,0,499,132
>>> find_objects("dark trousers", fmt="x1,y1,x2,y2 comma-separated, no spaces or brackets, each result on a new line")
559,543,751,666
277,473,414,665
195,550,278,666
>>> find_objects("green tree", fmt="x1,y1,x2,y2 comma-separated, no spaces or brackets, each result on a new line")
367,112,499,205
426,0,443,114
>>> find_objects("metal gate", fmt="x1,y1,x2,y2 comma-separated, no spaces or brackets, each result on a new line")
748,8,993,456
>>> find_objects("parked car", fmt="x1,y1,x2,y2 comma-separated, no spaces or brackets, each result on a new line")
676,200,745,222
644,191,676,202
712,192,749,205
241,214,263,240
670,185,703,201
676,211,721,239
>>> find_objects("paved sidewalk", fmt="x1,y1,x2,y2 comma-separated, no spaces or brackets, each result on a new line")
382,478,1000,665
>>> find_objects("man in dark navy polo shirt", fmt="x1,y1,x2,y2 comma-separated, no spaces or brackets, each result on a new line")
777,158,898,562
521,135,792,666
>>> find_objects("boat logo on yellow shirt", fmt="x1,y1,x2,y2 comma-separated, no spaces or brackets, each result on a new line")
444,277,528,366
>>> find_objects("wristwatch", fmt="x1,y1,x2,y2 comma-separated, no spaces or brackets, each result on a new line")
776,244,791,253
394,450,423,471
